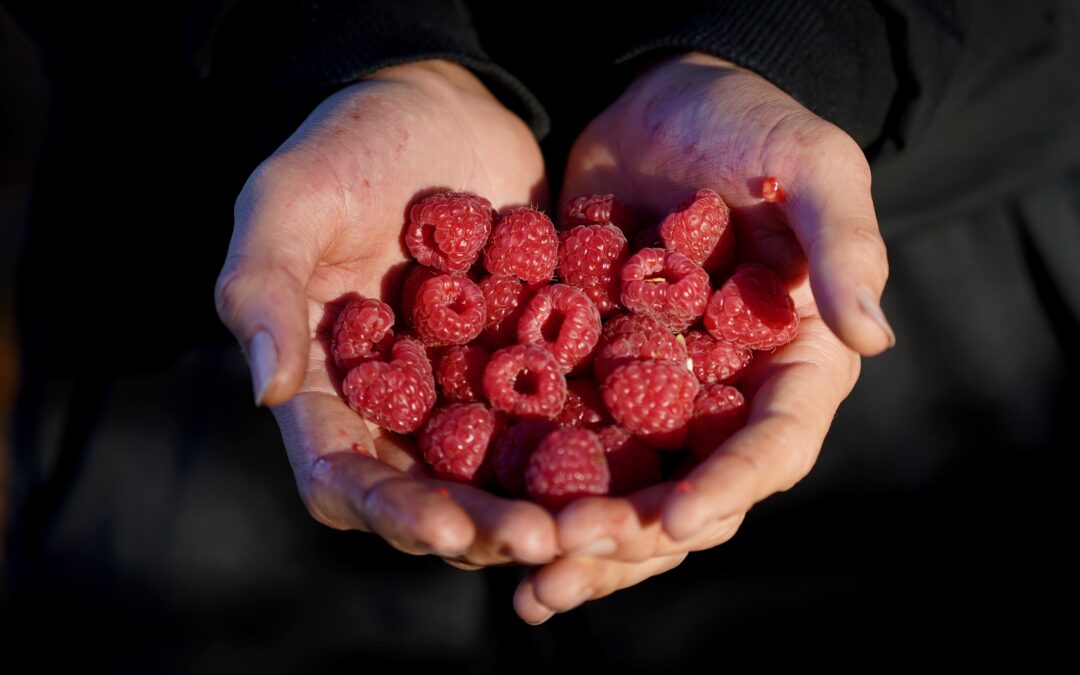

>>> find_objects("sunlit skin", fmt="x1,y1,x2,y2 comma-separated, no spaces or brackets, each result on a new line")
216,60,560,567
513,53,892,623
216,54,895,624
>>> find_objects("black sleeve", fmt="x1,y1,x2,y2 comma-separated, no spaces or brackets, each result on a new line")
212,0,549,138
611,0,965,149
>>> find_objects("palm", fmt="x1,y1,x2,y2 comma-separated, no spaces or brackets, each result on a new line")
220,61,558,566
513,53,886,622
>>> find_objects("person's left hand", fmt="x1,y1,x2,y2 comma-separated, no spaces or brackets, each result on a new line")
513,52,891,623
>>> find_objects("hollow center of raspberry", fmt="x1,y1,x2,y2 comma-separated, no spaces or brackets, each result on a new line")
540,311,565,343
645,269,681,285
513,369,539,396
449,293,473,314
420,223,438,252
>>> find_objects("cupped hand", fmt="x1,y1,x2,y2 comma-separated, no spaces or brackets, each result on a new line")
515,52,893,622
215,60,557,567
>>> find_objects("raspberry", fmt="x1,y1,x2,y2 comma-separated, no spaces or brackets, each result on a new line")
484,207,559,284
601,359,699,449
561,193,641,236
419,402,500,483
620,248,710,332
400,265,438,327
331,297,395,372
483,343,567,419
525,427,610,510
554,377,611,429
704,263,799,349
412,274,487,346
594,313,689,383
684,329,753,385
478,274,531,348
659,188,734,274
405,192,493,273
557,224,629,317
342,337,435,433
687,384,747,456
761,176,784,202
434,344,488,403
492,419,556,496
598,426,661,496
517,284,602,374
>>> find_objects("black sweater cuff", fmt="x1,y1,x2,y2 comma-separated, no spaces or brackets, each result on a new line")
616,0,897,147
215,0,549,139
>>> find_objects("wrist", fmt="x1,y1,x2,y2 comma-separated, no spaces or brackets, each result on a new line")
364,59,497,105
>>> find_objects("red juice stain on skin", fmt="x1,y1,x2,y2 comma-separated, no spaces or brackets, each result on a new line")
761,176,784,202
435,487,451,498
676,479,694,494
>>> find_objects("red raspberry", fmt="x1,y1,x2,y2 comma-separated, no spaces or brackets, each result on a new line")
419,402,500,483
659,188,734,274
400,264,438,327
331,297,395,372
517,284,602,374
412,274,487,346
687,384,748,456
342,337,435,433
599,426,661,496
554,377,611,429
557,224,629,317
434,344,488,403
478,274,532,348
621,248,710,332
405,192,493,273
561,193,641,236
483,343,567,419
601,359,699,449
594,313,689,382
684,329,753,385
484,207,559,284
492,419,556,496
761,176,784,202
525,427,610,510
704,263,799,349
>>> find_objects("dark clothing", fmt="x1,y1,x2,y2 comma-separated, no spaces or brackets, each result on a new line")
5,0,1078,670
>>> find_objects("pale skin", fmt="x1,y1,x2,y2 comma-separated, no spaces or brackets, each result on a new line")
215,54,894,624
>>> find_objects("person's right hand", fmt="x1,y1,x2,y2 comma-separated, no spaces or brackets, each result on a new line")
214,60,557,567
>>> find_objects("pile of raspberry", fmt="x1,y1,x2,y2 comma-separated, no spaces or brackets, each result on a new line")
332,188,798,509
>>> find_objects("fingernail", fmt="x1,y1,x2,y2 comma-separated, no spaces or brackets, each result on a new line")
526,612,554,626
249,330,277,406
570,537,616,558
856,286,896,348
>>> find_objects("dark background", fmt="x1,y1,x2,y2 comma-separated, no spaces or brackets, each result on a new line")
1,2,1076,670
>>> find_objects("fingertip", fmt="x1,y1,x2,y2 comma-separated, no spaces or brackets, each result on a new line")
555,497,617,555
422,495,478,557
854,285,897,352
501,500,560,564
812,276,896,356
249,330,277,406
514,577,555,625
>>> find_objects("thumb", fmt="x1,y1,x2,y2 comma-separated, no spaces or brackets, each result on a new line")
215,174,320,406
781,141,896,356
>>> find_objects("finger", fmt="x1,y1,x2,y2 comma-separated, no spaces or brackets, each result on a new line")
557,485,744,562
439,484,558,565
274,390,477,557
215,162,329,407
780,134,895,356
662,313,860,540
515,551,689,623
